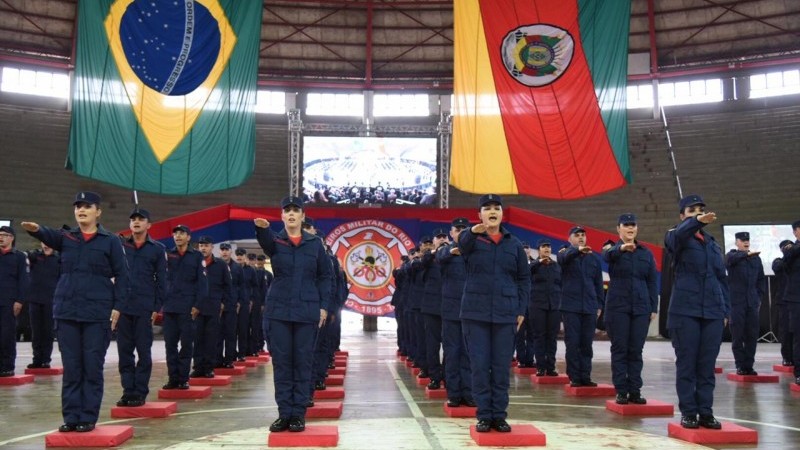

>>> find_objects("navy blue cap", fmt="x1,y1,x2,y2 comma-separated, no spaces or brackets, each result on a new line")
618,213,636,225
281,196,304,209
219,243,232,250
451,217,469,228
478,193,502,208
536,238,551,248
172,224,191,234
197,236,213,244
303,217,315,227
129,208,151,220
0,225,14,237
792,220,800,230
73,191,101,206
679,194,705,212
568,226,585,236
780,240,793,249
247,253,257,261
521,241,530,248
735,232,750,241
433,228,447,238
235,248,247,256
257,254,266,261
410,247,419,254
420,235,432,244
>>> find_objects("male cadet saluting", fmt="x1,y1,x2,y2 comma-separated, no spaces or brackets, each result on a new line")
725,231,765,375
558,226,604,387
666,194,728,429
192,236,231,378
162,225,208,390
781,220,800,385
773,240,793,367
217,243,242,368
248,253,265,356
235,248,256,361
530,239,562,378
27,241,58,370
117,209,167,407
421,228,448,389
0,225,28,377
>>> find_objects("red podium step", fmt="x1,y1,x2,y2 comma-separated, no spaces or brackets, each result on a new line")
398,355,407,362
268,425,338,447
158,386,212,399
443,403,477,418
189,375,232,386
306,401,343,418
111,401,178,418
411,367,421,376
416,376,430,386
334,351,349,357
667,421,758,445
773,364,794,373
605,399,674,416
564,383,616,397
259,351,270,356
790,383,800,392
215,366,246,376
726,373,780,383
531,374,569,385
405,360,414,368
714,367,723,374
234,360,257,368
0,374,34,385
328,367,346,376
45,425,134,447
326,374,344,386
314,386,345,400
25,367,63,376
513,367,537,375
425,387,447,399
246,355,270,363
469,424,546,446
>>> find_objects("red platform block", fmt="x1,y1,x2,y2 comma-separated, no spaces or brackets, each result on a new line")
45,425,134,447
726,373,780,383
306,401,343,418
335,351,349,357
314,386,345,400
411,367,421,376
564,383,616,397
398,355,407,361
234,360,257,368
268,425,338,447
0,374,34,386
790,383,800,392
259,351,270,356
443,403,477,418
667,421,758,445
24,367,64,376
510,360,519,367
158,386,212,399
714,367,723,374
111,401,178,418
416,377,430,386
189,375,232,386
773,364,794,373
530,374,570,385
425,387,447,399
404,360,414,368
328,367,346,376
513,367,537,375
246,355,270,364
469,424,546,447
605,399,674,416
326,374,344,386
215,366,246,376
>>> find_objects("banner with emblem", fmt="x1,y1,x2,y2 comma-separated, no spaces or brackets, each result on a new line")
451,0,631,199
67,0,261,195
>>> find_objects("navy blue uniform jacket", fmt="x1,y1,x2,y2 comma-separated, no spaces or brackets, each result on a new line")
421,250,443,316
198,257,232,316
725,250,765,308
436,243,466,321
0,248,28,306
557,247,604,313
529,258,561,311
408,258,426,311
27,250,58,305
121,236,167,316
164,247,208,314
781,240,800,304
772,258,787,305
255,227,332,324
603,242,658,315
457,228,530,324
664,217,730,319
226,260,245,310
29,225,129,322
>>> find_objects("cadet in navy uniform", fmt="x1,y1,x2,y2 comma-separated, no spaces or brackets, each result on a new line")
0,225,27,376
191,236,231,378
780,221,800,385
410,237,431,376
391,259,408,356
437,217,474,407
603,214,658,405
665,194,728,429
772,240,793,366
257,254,273,352
255,196,332,433
217,243,242,368
421,229,448,389
458,194,530,433
529,238,562,377
117,208,167,407
248,253,265,355
514,242,534,369
22,192,129,433
162,225,208,390
26,241,58,369
401,249,418,363
725,231,765,375
235,248,256,360
558,225,604,387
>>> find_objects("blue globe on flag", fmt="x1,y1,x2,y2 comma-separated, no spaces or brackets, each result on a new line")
120,0,221,96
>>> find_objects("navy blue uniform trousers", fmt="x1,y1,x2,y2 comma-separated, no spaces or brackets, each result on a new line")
0,306,17,372
730,304,759,370
57,319,111,424
562,311,596,383
462,319,515,421
514,314,534,366
312,319,332,386
116,313,154,399
236,305,250,358
29,303,54,365
249,307,264,354
217,310,238,365
778,303,794,363
193,314,220,374
414,311,428,370
442,319,472,401
404,309,416,361
163,312,195,383
669,314,723,416
423,313,443,382
268,318,317,419
531,308,560,372
605,311,649,394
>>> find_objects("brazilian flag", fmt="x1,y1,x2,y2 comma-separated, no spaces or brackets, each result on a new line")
67,0,261,195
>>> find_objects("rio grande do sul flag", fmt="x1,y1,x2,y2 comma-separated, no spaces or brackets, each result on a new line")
67,0,261,195
451,0,632,200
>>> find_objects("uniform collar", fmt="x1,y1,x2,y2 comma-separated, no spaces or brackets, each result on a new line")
69,224,111,236
277,229,316,243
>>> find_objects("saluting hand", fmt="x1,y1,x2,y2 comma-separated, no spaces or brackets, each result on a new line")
254,218,270,228
579,245,592,254
110,309,120,330
620,243,636,252
748,251,761,257
472,224,486,234
697,212,717,224
20,222,39,232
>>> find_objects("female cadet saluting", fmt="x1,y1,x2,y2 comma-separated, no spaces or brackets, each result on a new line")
458,194,530,433
254,196,332,433
22,191,129,433
602,213,657,405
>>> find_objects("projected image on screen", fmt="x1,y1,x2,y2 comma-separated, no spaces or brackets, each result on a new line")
303,136,437,205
